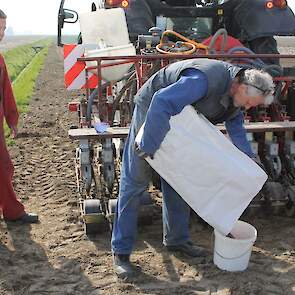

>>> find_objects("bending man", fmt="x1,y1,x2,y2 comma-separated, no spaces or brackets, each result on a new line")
112,58,274,279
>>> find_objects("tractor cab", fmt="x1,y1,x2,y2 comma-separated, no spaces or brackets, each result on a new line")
58,0,295,58
58,0,295,235
57,0,235,46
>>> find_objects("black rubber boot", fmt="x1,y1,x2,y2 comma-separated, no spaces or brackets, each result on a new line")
113,254,140,280
165,241,207,257
5,212,39,224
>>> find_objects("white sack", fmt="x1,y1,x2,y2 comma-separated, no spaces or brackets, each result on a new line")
135,105,267,235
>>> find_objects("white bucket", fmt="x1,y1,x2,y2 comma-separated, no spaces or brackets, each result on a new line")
213,220,257,271
85,44,136,82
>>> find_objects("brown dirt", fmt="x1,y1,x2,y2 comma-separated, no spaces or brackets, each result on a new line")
1,44,295,295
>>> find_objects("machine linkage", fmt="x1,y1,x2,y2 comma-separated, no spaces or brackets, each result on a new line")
74,135,158,235
69,49,295,234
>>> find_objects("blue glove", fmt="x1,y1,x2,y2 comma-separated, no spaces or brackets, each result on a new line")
94,122,109,133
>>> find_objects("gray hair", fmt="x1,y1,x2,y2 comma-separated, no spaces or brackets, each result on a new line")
0,9,7,19
242,69,275,105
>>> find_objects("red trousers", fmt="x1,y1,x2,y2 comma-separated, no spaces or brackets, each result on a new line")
0,129,25,220
0,54,25,220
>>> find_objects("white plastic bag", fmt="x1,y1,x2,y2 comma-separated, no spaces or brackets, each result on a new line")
135,105,267,235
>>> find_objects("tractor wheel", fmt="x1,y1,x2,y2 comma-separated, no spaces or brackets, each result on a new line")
248,36,279,65
83,199,108,235
285,186,295,217
285,201,295,217
107,199,118,223
263,181,286,216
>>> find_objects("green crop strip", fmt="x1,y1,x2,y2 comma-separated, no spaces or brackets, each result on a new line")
3,39,52,82
3,39,52,144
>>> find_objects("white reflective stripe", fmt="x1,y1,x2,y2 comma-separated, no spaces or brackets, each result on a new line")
64,45,85,73
67,70,86,90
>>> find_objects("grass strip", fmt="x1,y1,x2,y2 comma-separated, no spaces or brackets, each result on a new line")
4,41,51,144
3,39,52,82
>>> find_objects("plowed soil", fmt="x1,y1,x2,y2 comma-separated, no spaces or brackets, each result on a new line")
1,45,295,295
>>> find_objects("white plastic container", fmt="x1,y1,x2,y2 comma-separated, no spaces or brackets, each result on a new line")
213,220,257,272
85,44,136,82
79,8,130,47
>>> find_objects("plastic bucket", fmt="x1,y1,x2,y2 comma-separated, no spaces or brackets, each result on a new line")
85,44,136,82
213,220,257,271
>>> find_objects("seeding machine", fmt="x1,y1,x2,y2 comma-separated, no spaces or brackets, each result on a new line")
58,0,295,234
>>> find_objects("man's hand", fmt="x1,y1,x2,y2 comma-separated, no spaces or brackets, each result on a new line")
134,142,154,159
10,125,18,139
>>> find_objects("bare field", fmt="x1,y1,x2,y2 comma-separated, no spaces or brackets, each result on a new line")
276,36,295,49
275,36,295,67
0,35,53,52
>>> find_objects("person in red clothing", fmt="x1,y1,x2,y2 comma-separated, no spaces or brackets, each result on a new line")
0,9,38,223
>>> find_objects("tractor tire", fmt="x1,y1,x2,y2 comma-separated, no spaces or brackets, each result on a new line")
248,36,280,65
108,199,118,223
83,199,108,235
285,201,295,217
285,186,295,217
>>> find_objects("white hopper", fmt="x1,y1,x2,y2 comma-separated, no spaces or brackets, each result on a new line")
84,44,136,82
79,8,135,82
79,8,130,47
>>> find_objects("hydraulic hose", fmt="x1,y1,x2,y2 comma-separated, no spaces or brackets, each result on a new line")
86,88,98,123
228,46,283,78
156,41,196,55
207,28,228,54
227,47,265,67
156,30,208,54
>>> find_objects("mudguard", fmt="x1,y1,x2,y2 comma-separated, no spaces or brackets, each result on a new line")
234,0,295,41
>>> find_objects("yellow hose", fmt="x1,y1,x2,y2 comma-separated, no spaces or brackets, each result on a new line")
157,30,209,54
156,41,196,55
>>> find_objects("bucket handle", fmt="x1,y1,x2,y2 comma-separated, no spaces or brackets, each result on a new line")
214,245,254,260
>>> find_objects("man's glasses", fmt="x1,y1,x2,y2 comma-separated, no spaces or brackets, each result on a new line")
242,82,274,96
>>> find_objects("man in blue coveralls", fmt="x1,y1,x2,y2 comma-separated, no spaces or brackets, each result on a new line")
112,58,274,279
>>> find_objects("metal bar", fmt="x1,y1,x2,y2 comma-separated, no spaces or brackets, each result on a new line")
96,58,107,122
134,60,142,90
79,54,295,62
274,77,295,82
68,121,295,140
86,60,135,71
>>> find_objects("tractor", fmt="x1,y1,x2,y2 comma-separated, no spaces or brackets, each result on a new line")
58,0,295,235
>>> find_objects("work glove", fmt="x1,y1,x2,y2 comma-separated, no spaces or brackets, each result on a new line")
94,122,109,133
